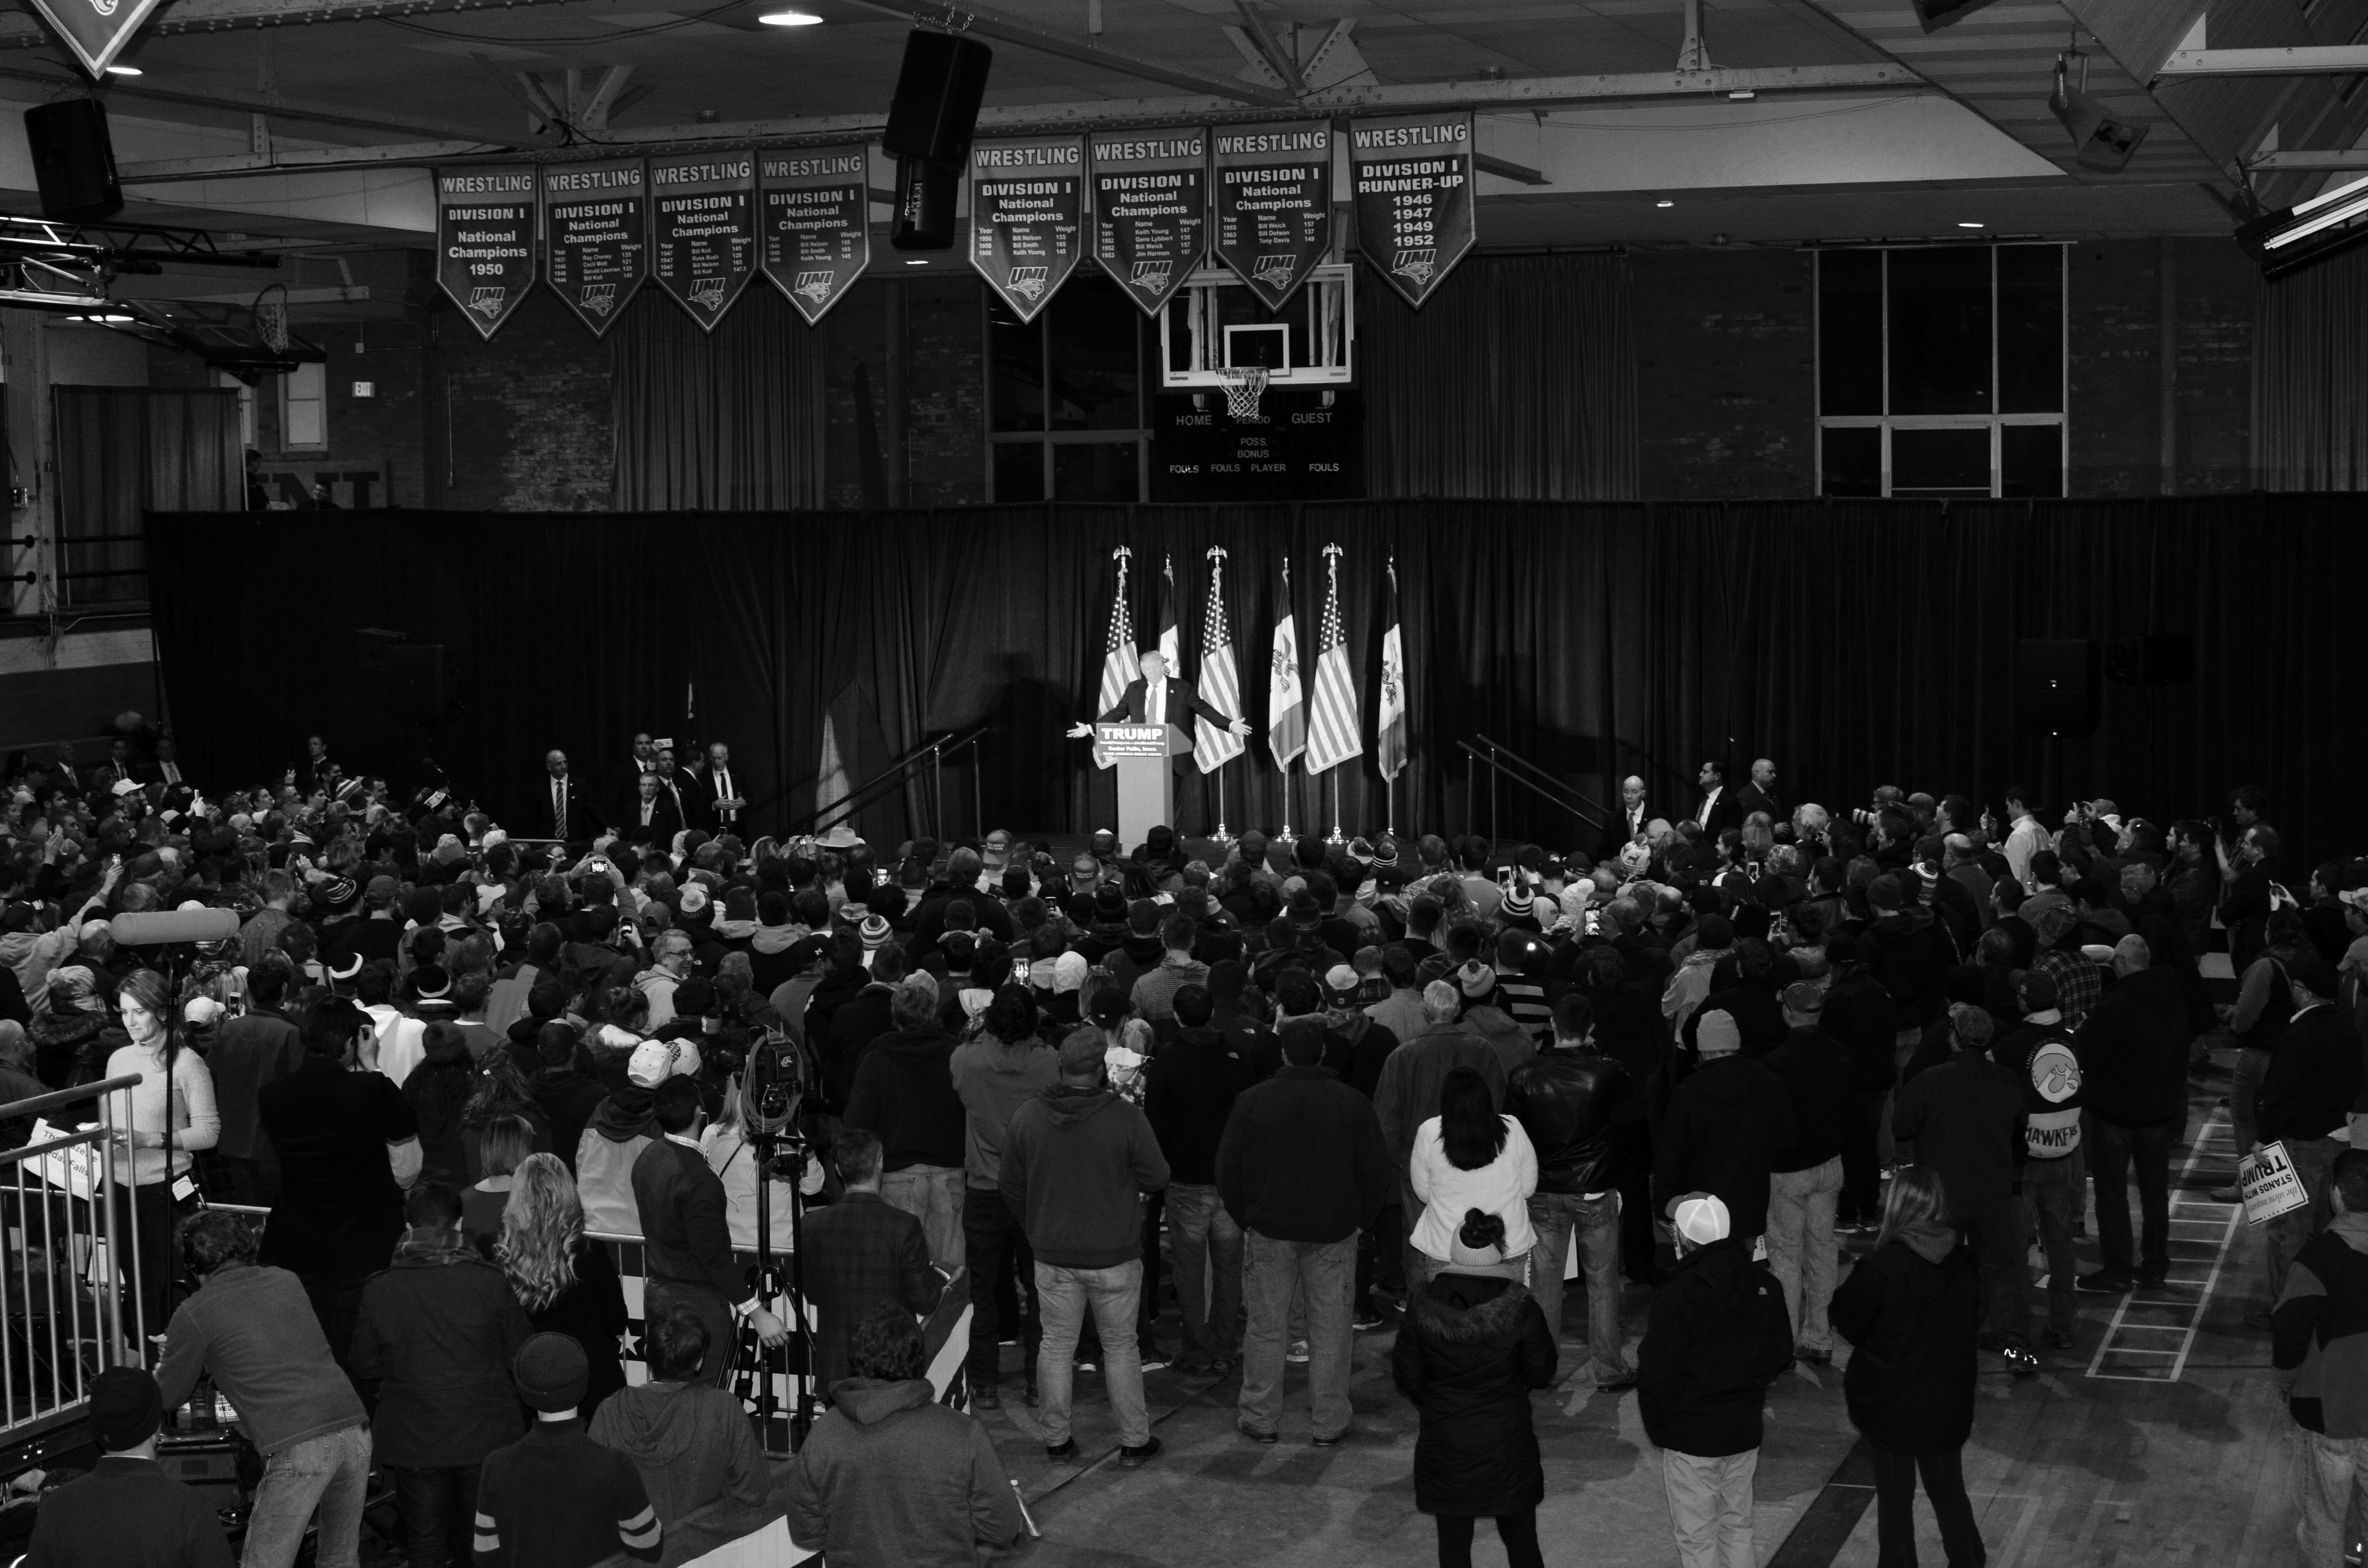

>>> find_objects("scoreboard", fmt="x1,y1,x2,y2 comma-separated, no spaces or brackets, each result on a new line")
1148,387,1363,502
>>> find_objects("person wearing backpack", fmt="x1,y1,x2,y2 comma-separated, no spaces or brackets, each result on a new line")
1829,1164,1986,1568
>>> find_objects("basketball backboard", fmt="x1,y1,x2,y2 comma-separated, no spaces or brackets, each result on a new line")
1157,263,1354,391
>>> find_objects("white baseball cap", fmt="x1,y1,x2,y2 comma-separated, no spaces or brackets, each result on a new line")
1673,1192,1731,1247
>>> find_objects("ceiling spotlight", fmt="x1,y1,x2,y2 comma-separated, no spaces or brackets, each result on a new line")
1958,221,1983,228
757,8,823,23
1656,200,1674,208
903,258,927,265
105,64,141,75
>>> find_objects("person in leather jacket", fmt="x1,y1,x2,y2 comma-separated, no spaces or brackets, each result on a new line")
1504,994,1640,1389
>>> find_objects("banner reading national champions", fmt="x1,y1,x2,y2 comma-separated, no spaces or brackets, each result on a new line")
440,110,1479,339
435,166,537,341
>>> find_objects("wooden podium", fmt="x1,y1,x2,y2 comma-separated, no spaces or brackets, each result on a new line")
1098,722,1190,850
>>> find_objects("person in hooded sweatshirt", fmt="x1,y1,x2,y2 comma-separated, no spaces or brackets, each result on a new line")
1391,1210,1557,1568
1143,982,1251,1374
818,941,905,1114
1829,1164,1985,1568
787,1301,1027,1568
1653,1010,1796,1257
746,892,818,1000
1637,1192,1795,1568
1454,961,1537,1077
844,979,969,1271
949,985,1060,1407
575,1041,681,1238
587,1301,766,1530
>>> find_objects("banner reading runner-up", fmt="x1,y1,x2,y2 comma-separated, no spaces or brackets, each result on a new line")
649,151,758,332
968,134,1086,325
436,166,536,341
1349,112,1475,309
1212,121,1332,312
1091,130,1207,319
542,159,647,337
758,145,871,328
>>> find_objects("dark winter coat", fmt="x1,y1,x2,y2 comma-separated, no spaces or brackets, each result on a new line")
1828,1221,1981,1456
1390,1272,1556,1517
1635,1236,1795,1458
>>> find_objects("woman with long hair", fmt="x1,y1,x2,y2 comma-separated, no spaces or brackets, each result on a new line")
1408,1067,1538,1291
462,1114,536,1255
460,1049,551,1183
495,1152,629,1413
701,1072,802,1252
105,968,220,1341
1829,1165,1984,1568
1392,1207,1556,1568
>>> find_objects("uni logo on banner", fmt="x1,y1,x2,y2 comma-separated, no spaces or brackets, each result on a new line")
690,277,728,311
581,283,617,316
1252,254,1297,291
1392,249,1438,287
793,270,836,305
1007,265,1051,302
1130,260,1172,296
468,287,506,319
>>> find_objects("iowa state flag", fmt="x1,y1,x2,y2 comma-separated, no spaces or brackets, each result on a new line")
1268,558,1306,769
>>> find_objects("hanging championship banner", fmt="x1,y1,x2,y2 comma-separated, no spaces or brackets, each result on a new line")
542,159,647,337
23,0,164,77
435,166,537,341
1349,112,1476,309
758,145,871,327
1212,120,1332,312
649,151,758,332
968,134,1086,325
1090,129,1207,319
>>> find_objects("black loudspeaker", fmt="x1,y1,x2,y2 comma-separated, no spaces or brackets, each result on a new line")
883,30,992,167
356,628,448,724
889,157,960,251
24,99,123,221
2102,633,2195,687
2015,637,2099,737
1911,0,2002,30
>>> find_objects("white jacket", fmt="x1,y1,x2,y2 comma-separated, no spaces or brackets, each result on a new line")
1408,1114,1539,1262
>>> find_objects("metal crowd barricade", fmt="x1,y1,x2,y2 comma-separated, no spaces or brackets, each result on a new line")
0,1074,148,1465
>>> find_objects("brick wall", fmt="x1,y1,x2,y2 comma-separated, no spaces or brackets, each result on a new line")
819,274,986,509
1633,248,1818,500
433,276,614,512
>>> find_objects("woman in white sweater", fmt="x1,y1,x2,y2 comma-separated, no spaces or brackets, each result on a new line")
1408,1066,1539,1288
105,969,220,1342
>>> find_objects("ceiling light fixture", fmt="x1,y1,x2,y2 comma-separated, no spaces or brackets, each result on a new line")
1656,200,1674,208
105,64,141,75
903,258,927,265
757,8,823,24
2239,171,2368,278
1958,221,1983,228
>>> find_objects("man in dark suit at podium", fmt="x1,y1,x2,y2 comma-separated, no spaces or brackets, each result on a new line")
1067,651,1251,744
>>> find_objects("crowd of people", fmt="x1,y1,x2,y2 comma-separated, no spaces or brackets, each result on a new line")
1,719,2352,1567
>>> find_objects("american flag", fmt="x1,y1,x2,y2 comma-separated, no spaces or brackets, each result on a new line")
1158,553,1181,673
1305,543,1363,775
1377,557,1407,781
1195,547,1245,773
1093,548,1140,771
1268,558,1305,770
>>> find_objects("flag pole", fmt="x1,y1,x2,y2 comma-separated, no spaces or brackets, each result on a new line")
1327,770,1344,846
1214,764,1231,845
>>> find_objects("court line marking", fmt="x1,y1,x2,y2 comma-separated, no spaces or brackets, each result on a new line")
2086,1110,2240,1384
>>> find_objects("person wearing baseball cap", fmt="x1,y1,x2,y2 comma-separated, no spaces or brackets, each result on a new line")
1636,1189,1794,1568
21,1366,235,1567
1891,1004,2039,1369
1653,1010,1795,1266
474,1333,664,1567
2256,955,2358,1308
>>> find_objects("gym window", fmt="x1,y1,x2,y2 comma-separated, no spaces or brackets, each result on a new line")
1815,244,2066,500
984,274,1150,503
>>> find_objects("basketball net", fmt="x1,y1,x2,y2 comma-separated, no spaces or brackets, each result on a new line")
252,282,290,352
1216,365,1269,420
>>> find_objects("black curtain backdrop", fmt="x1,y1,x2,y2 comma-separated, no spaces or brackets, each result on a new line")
610,287,828,510
2256,245,2368,491
147,498,2364,873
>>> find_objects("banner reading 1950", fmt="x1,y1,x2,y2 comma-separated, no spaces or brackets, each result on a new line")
758,145,871,328
436,166,536,341
542,159,646,338
649,151,758,332
1349,111,1476,309
968,134,1086,325
1091,129,1207,319
1212,120,1332,312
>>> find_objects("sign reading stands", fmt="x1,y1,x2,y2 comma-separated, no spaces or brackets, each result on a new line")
649,152,758,332
542,159,647,338
436,167,537,341
1090,130,1207,319
758,145,871,327
1348,111,1475,309
2240,1138,2311,1226
968,135,1086,325
1211,120,1332,312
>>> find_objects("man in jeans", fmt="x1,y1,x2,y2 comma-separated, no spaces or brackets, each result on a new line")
157,1211,371,1568
2272,1148,2368,1564
1000,1027,1170,1465
1216,1018,1390,1445
1504,993,1637,1390
2076,935,2192,1291
1143,983,1250,1374
1760,983,1855,1366
844,979,969,1270
949,990,1061,1408
1993,971,2085,1352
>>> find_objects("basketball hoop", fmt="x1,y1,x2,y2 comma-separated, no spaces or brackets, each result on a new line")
1216,365,1269,420
251,282,290,353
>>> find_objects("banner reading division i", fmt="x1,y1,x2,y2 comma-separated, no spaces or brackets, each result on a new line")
1091,129,1206,318
436,166,537,341
542,159,646,337
649,152,758,332
1349,112,1475,308
968,135,1085,324
759,145,870,327
1212,120,1332,312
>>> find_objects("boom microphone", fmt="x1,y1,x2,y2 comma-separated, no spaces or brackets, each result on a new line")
110,910,241,947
